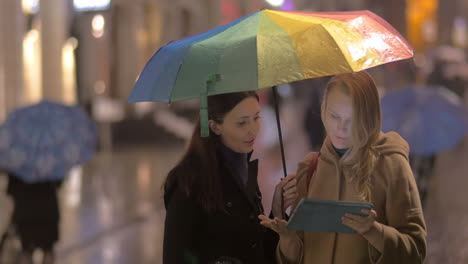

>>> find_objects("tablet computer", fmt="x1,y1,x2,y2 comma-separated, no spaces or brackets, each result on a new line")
287,198,374,233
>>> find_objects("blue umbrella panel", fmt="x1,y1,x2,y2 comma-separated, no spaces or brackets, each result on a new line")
381,85,468,156
0,101,98,182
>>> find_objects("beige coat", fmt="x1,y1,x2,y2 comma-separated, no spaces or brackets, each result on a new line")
278,132,427,264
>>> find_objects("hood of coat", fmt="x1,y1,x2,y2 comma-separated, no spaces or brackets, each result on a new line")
373,131,409,159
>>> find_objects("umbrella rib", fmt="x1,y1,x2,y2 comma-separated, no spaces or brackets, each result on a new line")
320,24,355,72
168,62,186,104
166,13,260,103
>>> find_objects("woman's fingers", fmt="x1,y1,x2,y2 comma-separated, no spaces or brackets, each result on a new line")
283,186,297,196
258,215,275,227
278,174,296,193
368,209,377,219
258,214,269,221
341,210,378,235
284,173,296,181
283,188,298,199
283,197,296,205
273,173,298,212
278,175,296,188
283,178,296,188
283,194,297,205
258,215,289,234
341,216,357,230
283,200,296,210
273,217,288,226
282,177,297,196
344,213,371,226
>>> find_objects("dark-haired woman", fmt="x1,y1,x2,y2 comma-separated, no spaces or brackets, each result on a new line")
163,91,297,264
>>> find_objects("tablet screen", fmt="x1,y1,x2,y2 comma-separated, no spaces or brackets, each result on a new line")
287,198,374,233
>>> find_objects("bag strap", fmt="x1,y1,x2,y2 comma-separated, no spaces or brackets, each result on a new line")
306,152,320,192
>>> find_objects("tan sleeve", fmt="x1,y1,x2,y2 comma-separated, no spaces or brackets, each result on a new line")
276,152,317,264
369,154,427,264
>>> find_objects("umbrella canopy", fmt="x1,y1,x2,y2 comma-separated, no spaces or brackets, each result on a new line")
128,9,413,136
129,9,412,103
0,101,98,182
381,85,468,156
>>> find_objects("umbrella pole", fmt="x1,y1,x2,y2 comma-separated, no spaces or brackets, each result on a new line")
272,86,287,219
272,86,288,176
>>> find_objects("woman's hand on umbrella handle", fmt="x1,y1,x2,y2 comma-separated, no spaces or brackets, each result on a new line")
282,173,298,209
272,173,298,218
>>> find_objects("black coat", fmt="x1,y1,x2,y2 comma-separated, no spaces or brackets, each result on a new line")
6,174,62,251
163,156,279,264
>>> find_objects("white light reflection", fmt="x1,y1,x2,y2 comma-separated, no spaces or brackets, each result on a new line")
92,14,105,38
347,45,367,63
23,29,42,103
453,16,467,48
65,166,82,207
22,0,39,14
97,196,113,228
136,160,153,215
94,80,106,94
142,215,162,261
365,32,391,53
62,37,79,104
346,17,391,64
0,63,5,122
137,160,151,189
102,237,119,264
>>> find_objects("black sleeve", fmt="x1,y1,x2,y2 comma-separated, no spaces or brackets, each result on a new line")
163,186,203,264
263,227,280,263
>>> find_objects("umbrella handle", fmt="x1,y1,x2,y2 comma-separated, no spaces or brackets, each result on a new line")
272,86,287,219
200,74,222,137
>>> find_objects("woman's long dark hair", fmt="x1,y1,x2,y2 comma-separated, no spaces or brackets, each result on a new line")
165,91,259,213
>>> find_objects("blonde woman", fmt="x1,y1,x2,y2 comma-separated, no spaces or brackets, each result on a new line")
260,71,426,263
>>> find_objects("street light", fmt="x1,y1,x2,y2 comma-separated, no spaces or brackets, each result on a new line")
265,0,285,7
22,0,39,14
74,0,111,11
92,14,105,39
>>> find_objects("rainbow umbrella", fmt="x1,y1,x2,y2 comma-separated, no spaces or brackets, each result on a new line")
128,9,412,135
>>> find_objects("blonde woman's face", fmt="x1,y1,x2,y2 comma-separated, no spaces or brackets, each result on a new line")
210,97,261,153
323,88,353,149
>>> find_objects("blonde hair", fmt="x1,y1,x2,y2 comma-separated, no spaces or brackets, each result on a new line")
321,71,381,202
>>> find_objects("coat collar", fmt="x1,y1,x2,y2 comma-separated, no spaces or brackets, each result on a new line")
306,136,342,201
220,154,263,214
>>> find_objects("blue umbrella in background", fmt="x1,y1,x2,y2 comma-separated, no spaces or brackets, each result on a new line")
0,101,98,182
381,85,468,156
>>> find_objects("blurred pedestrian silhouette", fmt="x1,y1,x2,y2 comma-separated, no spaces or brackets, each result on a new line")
0,101,96,263
428,46,467,99
382,60,466,207
5,171,62,264
297,77,331,151
384,61,435,206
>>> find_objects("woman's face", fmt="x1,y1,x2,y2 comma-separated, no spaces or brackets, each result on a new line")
210,97,261,153
323,87,353,149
